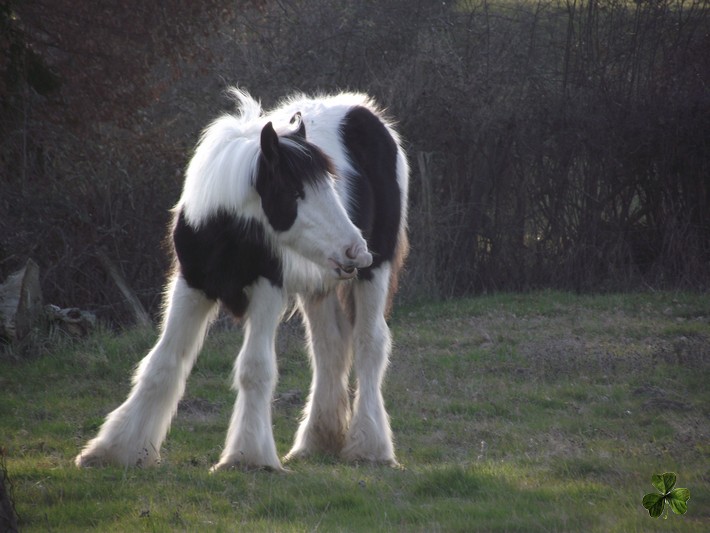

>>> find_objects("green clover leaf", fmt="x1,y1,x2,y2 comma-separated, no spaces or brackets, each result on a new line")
643,472,690,519
668,487,690,515
651,472,676,494
642,493,665,518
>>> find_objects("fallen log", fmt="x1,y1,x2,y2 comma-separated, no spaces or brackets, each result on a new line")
45,304,96,337
1,259,99,343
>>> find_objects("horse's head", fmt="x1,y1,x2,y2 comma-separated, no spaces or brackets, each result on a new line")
255,120,371,280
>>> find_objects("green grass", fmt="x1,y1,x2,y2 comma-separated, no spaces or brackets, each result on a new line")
2,291,709,531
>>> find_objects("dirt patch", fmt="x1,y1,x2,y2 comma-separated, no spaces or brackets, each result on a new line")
651,335,710,368
177,398,223,423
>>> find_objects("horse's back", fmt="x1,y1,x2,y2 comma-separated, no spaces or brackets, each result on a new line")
272,94,408,277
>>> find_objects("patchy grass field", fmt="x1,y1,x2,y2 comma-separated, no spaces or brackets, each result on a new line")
2,291,709,532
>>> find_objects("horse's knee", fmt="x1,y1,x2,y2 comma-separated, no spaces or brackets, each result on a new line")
235,352,277,392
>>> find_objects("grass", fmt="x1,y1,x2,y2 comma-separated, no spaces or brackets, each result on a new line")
2,290,709,531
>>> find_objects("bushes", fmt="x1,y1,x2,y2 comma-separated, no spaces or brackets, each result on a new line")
396,0,710,296
1,0,708,324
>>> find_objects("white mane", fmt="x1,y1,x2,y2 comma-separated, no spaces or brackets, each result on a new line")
178,90,267,227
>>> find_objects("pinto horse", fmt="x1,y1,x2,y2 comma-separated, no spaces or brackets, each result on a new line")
75,90,409,472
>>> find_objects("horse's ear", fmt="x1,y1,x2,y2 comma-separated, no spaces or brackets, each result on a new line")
290,112,306,139
260,121,280,167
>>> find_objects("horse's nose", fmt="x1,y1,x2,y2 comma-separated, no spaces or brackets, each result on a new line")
345,243,372,269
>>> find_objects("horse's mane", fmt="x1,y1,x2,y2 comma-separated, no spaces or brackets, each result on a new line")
178,90,267,227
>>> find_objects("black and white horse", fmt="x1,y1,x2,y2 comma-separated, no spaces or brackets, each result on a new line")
75,90,409,471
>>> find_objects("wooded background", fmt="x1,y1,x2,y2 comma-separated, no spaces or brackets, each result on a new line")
1,0,709,325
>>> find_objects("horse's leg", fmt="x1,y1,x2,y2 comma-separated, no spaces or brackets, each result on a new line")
211,278,285,472
342,264,397,465
75,275,218,467
284,292,353,462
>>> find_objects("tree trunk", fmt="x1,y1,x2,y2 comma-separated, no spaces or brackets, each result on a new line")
0,259,43,341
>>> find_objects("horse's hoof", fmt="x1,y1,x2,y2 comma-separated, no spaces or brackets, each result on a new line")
74,444,159,468
75,452,104,468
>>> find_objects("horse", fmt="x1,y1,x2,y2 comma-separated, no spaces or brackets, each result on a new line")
75,89,409,472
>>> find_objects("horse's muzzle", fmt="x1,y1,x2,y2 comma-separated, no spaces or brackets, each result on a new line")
329,244,372,279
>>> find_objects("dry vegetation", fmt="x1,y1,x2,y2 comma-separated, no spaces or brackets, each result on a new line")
1,0,709,325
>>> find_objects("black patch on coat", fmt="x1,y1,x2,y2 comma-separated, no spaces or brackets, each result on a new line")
173,123,336,317
340,106,402,280
256,122,334,232
173,210,281,318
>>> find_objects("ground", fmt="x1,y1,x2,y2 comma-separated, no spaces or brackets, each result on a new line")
1,291,708,531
